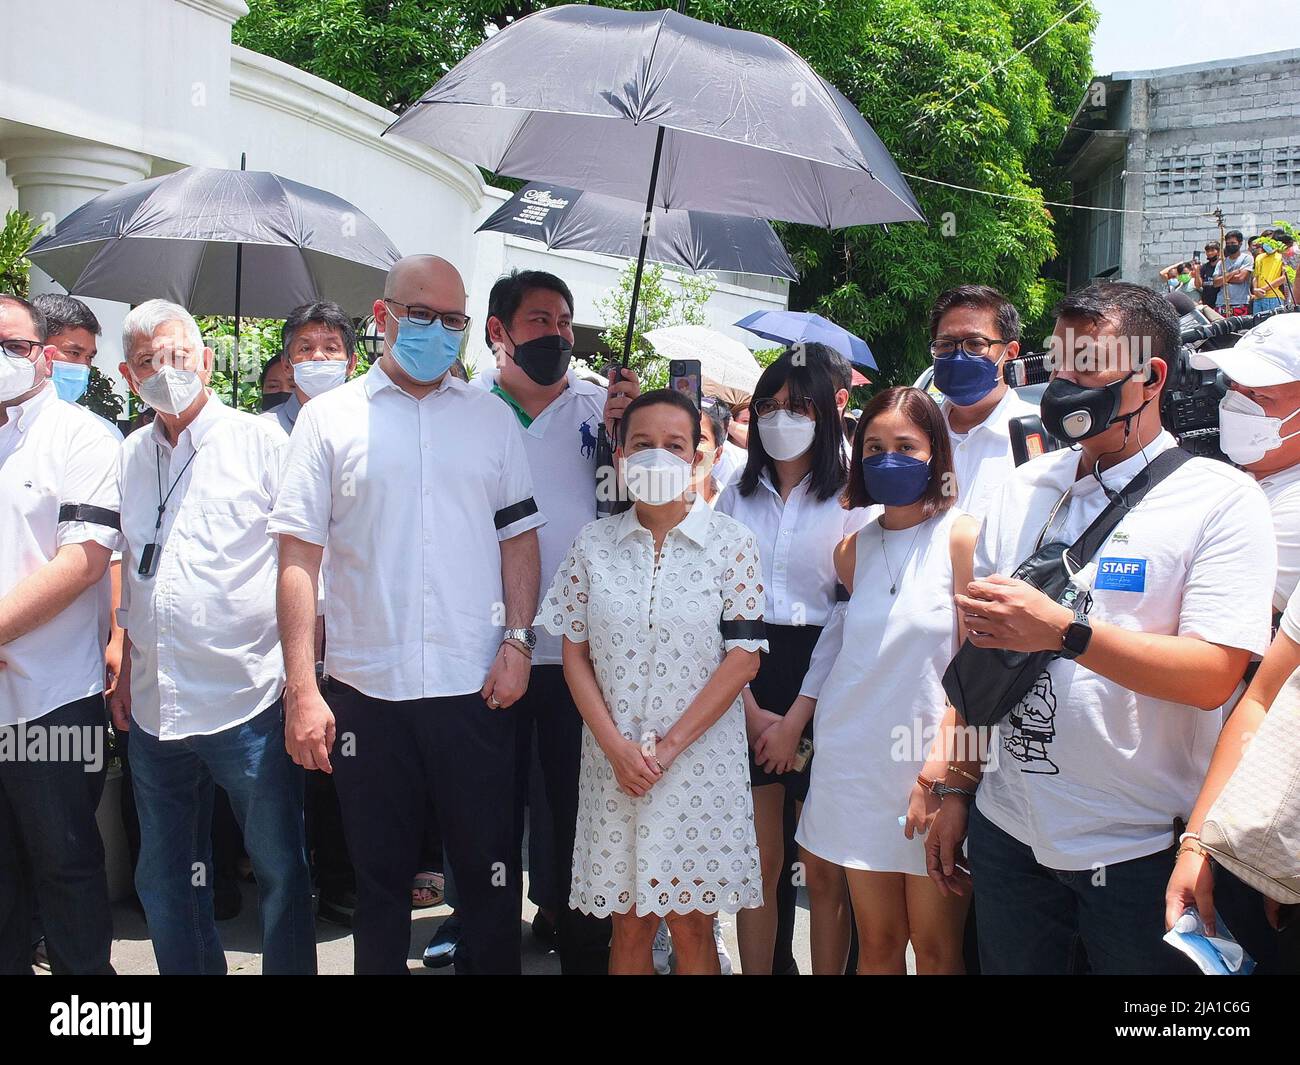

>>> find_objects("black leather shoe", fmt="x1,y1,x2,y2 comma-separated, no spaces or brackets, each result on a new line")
423,914,460,969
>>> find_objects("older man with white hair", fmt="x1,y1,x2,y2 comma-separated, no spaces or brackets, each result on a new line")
109,299,314,975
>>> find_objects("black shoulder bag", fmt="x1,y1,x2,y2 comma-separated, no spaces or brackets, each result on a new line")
942,447,1191,727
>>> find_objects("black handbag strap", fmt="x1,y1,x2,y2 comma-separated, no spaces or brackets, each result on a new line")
1064,446,1193,571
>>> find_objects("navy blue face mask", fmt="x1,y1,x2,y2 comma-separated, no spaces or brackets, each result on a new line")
862,452,931,506
933,350,1001,406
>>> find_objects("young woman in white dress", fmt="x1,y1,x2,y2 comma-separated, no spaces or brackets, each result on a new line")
538,389,767,975
795,385,979,974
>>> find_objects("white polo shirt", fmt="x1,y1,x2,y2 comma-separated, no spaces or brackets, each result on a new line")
1256,461,1300,613
973,432,1275,870
480,370,603,667
717,472,870,627
269,363,546,700
118,393,286,739
0,383,123,726
942,386,1038,519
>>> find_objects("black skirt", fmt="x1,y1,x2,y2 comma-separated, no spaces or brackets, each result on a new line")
747,622,824,799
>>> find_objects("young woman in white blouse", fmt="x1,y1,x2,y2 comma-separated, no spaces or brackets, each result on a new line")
538,389,767,975
717,344,870,975
796,385,978,975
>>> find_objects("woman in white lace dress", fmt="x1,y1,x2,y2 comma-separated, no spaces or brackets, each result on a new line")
538,389,767,975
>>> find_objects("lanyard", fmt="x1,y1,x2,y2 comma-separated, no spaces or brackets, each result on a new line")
154,443,199,533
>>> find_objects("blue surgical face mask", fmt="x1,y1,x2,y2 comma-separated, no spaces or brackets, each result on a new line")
389,317,461,384
862,451,931,507
933,349,1001,407
52,361,91,404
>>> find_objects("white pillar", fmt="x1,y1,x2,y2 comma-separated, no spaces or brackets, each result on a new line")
4,136,153,387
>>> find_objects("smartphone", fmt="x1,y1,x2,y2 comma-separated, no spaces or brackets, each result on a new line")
1193,250,1201,264
669,359,702,408
792,736,814,773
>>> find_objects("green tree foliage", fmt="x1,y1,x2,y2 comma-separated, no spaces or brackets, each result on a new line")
198,315,284,412
0,210,42,298
596,261,715,386
236,0,1097,386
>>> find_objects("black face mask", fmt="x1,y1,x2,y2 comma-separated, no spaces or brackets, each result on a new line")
1225,243,1241,256
260,391,291,412
507,330,573,386
1040,372,1140,442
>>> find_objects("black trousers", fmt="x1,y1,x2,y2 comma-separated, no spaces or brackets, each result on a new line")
513,664,611,974
0,695,114,974
329,680,520,975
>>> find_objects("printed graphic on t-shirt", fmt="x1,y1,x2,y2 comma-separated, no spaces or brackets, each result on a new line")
579,417,598,460
1003,671,1059,775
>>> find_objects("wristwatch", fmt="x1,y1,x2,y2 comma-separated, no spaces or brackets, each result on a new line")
1059,609,1092,661
503,627,537,653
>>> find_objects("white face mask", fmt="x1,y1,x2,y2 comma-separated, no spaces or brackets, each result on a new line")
757,409,816,461
0,353,39,403
293,359,348,399
622,448,694,505
1218,389,1300,465
137,365,204,416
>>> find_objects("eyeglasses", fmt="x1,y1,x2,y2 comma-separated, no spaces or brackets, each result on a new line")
929,335,1008,359
1,338,43,359
382,299,470,333
753,396,815,418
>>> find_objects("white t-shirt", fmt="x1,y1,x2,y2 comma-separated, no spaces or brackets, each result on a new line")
482,371,605,667
1256,461,1300,613
714,440,747,491
0,385,123,725
1280,581,1300,645
942,387,1038,520
973,433,1276,870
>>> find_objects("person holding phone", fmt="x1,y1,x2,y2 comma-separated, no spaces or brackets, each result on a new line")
716,343,871,974
538,388,766,974
795,386,977,974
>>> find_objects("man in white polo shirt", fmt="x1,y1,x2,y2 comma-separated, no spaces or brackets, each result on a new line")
0,293,121,975
480,268,638,974
109,299,314,975
261,299,358,437
1191,311,1300,613
928,282,1274,974
271,255,546,975
928,285,1037,518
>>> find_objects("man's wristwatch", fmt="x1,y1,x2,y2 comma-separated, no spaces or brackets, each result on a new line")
1059,609,1092,661
502,627,537,657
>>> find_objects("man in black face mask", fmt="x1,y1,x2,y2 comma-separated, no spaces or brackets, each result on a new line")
482,269,639,973
926,282,1275,975
1209,230,1254,317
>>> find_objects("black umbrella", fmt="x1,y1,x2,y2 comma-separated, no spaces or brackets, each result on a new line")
478,182,798,280
27,159,400,406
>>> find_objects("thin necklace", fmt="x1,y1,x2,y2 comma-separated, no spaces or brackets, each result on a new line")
879,518,926,596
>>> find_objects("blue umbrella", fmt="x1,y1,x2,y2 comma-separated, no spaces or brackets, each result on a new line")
735,310,876,370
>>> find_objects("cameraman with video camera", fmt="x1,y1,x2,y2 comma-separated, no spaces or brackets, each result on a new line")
926,282,1276,974
1192,313,1300,613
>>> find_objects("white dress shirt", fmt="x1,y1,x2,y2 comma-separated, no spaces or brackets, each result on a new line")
268,362,546,701
118,393,286,739
716,471,870,626
1256,461,1300,612
942,387,1038,519
974,432,1275,869
0,383,123,726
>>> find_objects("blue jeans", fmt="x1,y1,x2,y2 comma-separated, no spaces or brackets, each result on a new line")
968,803,1195,975
129,700,315,975
1254,297,1284,313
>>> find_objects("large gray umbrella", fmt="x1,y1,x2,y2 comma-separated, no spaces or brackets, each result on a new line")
27,165,399,319
386,5,922,230
478,182,798,279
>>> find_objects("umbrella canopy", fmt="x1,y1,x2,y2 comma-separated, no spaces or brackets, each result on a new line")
27,167,400,318
642,325,763,401
385,5,923,231
478,182,798,280
735,309,876,371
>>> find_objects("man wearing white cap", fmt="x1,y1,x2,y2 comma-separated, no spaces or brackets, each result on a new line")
1194,312,1300,611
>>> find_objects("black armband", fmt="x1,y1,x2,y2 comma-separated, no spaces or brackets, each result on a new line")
58,503,121,531
720,619,766,641
494,497,539,530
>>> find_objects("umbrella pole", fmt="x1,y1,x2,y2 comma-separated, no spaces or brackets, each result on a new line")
233,241,243,409
620,124,667,368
